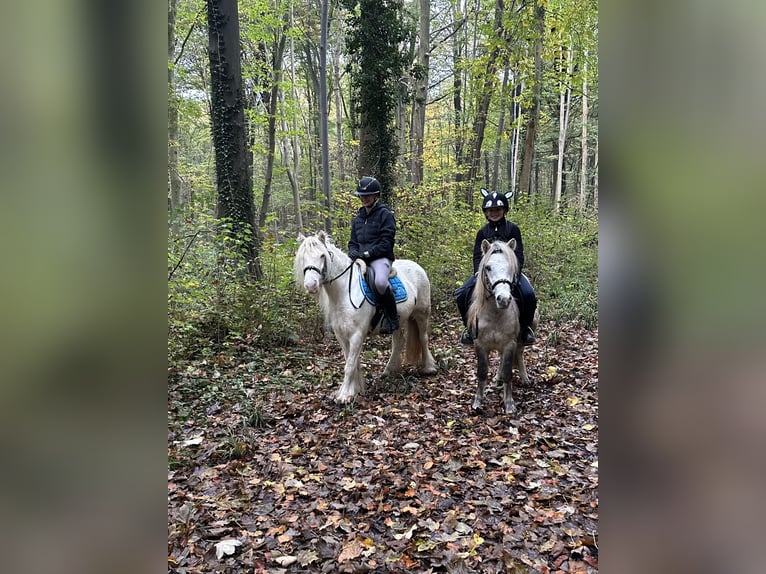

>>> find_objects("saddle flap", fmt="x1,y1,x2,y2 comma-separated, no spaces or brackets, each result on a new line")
360,274,407,306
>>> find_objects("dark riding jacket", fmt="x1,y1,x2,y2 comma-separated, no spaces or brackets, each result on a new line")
472,218,525,273
348,201,396,262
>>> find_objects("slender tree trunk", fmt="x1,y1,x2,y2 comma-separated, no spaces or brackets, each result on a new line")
287,2,303,232
333,25,345,185
168,0,183,223
206,0,258,276
466,0,506,190
319,0,331,233
593,137,599,210
554,45,573,213
451,1,468,203
509,79,522,194
579,50,589,212
410,0,430,186
491,63,510,191
303,42,319,208
258,31,287,233
518,0,544,200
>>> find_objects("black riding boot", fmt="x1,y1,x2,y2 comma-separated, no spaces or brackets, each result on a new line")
378,287,400,335
520,323,536,346
514,279,537,346
455,280,475,345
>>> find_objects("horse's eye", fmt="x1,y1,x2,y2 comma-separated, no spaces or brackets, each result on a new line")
485,265,492,272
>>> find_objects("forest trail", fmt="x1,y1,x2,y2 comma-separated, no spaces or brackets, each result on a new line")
168,320,598,573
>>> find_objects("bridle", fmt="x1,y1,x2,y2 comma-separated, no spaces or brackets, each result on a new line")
302,255,353,285
482,248,518,296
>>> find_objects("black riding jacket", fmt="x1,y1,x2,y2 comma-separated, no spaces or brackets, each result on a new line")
348,201,397,262
472,217,525,273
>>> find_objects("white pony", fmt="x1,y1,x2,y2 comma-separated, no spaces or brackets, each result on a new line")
467,238,535,414
293,231,437,403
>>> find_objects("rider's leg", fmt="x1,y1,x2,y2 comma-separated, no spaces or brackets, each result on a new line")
455,275,476,345
516,274,537,346
370,259,398,334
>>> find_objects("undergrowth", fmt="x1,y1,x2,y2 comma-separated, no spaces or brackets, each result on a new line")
168,198,597,370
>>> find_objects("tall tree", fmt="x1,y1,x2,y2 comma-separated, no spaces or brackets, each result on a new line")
554,43,573,213
168,0,183,219
465,0,509,190
206,0,259,275
257,27,287,235
342,0,407,201
319,0,331,232
410,0,430,186
518,0,544,199
578,49,589,211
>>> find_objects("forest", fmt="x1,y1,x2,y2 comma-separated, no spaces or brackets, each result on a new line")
168,0,598,571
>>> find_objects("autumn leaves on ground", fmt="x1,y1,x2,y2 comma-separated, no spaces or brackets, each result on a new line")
168,319,598,573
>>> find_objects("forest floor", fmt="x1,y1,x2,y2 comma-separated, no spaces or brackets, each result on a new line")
168,316,598,573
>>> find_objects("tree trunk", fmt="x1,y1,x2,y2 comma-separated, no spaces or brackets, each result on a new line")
206,0,258,276
593,136,599,210
509,79,522,195
410,0,430,186
452,10,467,203
554,44,573,213
466,0,506,190
258,31,287,234
333,24,345,186
168,0,183,222
319,0,332,233
287,2,302,232
491,63,510,191
518,0,544,200
579,50,588,212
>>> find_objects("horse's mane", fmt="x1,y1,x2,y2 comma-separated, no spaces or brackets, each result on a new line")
467,240,519,329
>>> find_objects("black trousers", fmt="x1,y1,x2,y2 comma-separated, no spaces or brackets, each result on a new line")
455,273,537,330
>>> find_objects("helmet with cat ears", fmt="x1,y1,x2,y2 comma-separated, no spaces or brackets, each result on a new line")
480,188,513,212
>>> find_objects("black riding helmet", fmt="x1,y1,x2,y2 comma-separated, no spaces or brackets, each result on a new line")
355,176,382,196
480,187,514,214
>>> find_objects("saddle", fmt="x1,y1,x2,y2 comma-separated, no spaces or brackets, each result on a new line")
359,271,408,305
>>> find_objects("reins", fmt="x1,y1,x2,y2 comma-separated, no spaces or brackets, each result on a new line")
302,250,364,309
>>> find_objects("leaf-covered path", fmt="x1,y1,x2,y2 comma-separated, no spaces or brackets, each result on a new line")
168,320,598,573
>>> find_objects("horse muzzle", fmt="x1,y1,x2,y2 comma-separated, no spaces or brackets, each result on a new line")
495,292,512,308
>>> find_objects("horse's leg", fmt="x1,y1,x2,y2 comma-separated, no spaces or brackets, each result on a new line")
515,345,531,386
473,346,490,410
500,348,517,415
384,328,404,376
411,313,437,375
336,330,366,403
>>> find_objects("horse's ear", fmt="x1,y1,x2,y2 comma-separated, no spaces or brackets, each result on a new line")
297,232,306,242
507,238,517,251
317,230,326,243
481,238,491,254
480,188,489,198
505,191,514,201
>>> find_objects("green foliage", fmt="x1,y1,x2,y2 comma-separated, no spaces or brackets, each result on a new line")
167,215,304,367
509,202,598,328
168,193,597,370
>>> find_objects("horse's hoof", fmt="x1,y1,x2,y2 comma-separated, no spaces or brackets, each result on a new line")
472,399,483,410
504,403,516,415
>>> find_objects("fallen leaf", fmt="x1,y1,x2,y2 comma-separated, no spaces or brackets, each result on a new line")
338,539,364,563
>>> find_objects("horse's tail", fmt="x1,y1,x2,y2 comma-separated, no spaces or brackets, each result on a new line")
405,316,423,365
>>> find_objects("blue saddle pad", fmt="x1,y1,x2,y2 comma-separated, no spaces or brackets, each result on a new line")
360,274,407,306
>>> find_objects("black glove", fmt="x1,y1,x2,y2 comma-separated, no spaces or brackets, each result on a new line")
348,249,360,259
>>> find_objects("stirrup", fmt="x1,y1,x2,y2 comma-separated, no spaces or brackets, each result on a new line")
520,327,536,346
